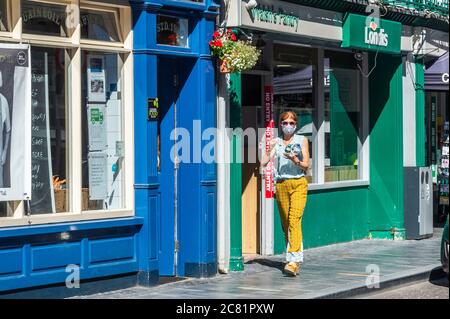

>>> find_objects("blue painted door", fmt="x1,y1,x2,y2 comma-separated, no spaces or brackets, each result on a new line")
157,57,197,276
158,57,177,276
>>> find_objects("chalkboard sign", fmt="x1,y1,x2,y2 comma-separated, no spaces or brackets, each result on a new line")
30,51,55,214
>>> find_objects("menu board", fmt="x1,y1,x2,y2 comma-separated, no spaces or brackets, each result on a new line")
30,51,55,214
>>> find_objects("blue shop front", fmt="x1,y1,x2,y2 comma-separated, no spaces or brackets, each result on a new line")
132,0,219,283
0,0,218,296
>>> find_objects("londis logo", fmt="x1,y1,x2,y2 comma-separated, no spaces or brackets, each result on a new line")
364,21,389,47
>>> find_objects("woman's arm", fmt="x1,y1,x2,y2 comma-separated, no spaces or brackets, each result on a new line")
297,137,310,171
261,138,277,167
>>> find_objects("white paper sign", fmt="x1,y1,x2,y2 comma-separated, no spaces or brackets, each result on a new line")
88,152,108,200
443,146,449,156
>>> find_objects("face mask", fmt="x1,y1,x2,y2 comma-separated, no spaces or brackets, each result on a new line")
282,125,297,136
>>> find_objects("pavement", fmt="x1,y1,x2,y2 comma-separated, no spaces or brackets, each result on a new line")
359,274,449,299
71,228,446,299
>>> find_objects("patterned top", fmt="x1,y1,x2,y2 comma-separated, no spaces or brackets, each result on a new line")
274,134,306,181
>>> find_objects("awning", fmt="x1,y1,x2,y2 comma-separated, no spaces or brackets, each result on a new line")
425,52,449,91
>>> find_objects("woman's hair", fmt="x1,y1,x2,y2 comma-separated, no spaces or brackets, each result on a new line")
280,111,298,123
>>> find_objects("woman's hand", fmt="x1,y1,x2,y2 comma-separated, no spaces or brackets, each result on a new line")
283,152,299,164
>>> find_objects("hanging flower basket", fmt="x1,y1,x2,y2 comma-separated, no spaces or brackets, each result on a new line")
209,29,261,74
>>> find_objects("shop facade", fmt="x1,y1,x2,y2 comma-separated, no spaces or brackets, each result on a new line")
217,0,449,272
0,0,220,294
0,0,140,294
424,52,449,222
131,0,219,281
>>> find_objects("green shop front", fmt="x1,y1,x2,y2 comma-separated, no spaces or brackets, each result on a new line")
216,0,410,272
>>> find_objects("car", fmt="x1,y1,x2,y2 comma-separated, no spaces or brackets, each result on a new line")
441,215,449,274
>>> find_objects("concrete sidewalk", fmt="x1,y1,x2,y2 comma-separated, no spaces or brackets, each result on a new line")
72,229,444,299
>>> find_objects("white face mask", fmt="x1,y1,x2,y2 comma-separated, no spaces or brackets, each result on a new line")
282,124,297,136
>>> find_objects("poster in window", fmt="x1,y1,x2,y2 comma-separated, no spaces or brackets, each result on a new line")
0,44,32,202
87,104,107,151
88,152,108,200
87,55,106,103
29,50,56,214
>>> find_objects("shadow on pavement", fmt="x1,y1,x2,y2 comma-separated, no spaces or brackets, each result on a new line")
245,258,285,274
428,267,449,288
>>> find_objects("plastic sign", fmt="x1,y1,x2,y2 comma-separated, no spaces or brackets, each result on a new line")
342,14,401,54
264,86,274,199
365,21,388,47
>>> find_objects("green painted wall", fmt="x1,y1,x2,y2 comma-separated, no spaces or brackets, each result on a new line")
229,73,244,271
274,187,369,254
273,53,406,251
415,59,426,167
367,53,405,239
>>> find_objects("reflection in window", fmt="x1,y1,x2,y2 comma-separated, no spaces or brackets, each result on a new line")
81,9,120,42
273,45,316,183
30,47,68,214
324,50,361,182
21,0,69,37
82,51,124,211
0,0,8,31
157,15,189,47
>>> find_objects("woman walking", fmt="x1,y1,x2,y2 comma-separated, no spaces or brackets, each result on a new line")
262,111,310,276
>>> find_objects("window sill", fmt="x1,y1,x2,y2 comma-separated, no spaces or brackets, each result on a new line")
308,180,369,191
0,210,135,229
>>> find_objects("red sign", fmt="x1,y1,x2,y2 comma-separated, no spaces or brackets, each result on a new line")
264,86,274,199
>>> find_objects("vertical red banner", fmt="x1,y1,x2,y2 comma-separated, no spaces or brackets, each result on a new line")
264,86,274,199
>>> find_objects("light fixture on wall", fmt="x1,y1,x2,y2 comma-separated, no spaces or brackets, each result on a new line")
246,0,258,10
354,51,364,62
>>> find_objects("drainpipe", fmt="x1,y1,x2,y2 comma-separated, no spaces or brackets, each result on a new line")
217,73,231,274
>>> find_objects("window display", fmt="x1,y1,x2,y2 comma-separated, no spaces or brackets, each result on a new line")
82,51,125,211
30,47,68,214
0,0,132,226
324,50,361,182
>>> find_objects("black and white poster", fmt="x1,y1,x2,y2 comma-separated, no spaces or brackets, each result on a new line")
0,44,32,201
87,55,106,103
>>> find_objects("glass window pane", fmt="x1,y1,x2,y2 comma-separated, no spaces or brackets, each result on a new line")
81,9,120,42
22,0,69,37
82,51,124,211
0,0,9,31
273,44,317,183
157,15,189,48
30,47,69,214
324,50,361,182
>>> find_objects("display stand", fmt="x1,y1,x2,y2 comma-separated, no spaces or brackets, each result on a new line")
438,121,449,220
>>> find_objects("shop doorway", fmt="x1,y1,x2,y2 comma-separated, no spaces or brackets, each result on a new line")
241,74,263,254
157,57,195,276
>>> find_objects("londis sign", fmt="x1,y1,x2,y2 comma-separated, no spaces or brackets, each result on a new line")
342,14,401,54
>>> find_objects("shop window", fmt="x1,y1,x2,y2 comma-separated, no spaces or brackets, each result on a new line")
81,8,120,42
273,45,317,183
21,0,70,37
157,15,189,48
30,47,69,214
81,51,124,211
0,0,9,32
324,50,361,182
